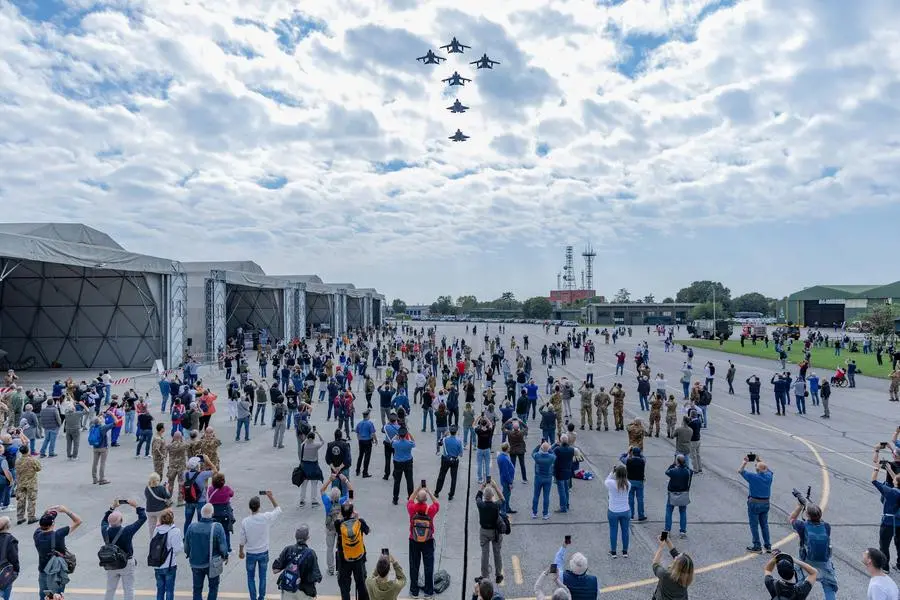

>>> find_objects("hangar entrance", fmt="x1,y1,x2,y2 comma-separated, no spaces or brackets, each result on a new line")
306,292,334,334
226,285,284,348
347,296,364,329
803,301,844,327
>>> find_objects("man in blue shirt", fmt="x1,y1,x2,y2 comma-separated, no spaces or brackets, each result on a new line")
377,383,395,426
354,410,376,478
391,427,415,505
524,379,539,421
531,442,556,520
873,463,900,571
392,390,410,415
435,425,463,500
739,455,774,553
382,413,400,481
497,443,516,514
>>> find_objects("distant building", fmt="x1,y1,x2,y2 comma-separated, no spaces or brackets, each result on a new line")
549,289,597,304
784,282,900,326
405,304,431,317
582,302,698,326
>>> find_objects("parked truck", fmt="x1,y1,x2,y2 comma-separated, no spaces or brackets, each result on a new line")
688,319,732,340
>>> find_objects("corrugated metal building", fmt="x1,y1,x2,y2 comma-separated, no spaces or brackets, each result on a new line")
784,282,900,326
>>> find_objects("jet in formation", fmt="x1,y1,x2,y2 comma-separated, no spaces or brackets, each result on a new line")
416,50,445,65
440,37,470,54
470,54,500,69
449,129,470,142
442,71,471,87
447,99,469,113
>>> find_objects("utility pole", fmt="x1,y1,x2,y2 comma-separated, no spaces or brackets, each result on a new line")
713,287,716,322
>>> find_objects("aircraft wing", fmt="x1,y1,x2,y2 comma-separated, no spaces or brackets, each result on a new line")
439,44,451,50
441,77,450,83
461,76,471,82
416,56,427,61
460,43,470,49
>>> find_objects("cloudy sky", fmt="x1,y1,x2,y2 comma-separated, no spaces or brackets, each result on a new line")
2,0,898,305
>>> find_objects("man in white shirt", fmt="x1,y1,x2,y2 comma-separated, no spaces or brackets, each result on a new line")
865,547,899,600
239,491,282,600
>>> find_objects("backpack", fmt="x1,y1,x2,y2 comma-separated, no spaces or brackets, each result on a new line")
327,443,344,467
325,496,343,529
709,365,715,376
0,536,17,588
278,546,311,592
410,513,433,543
183,471,202,504
88,425,102,448
802,521,830,562
97,528,127,570
147,530,171,567
274,404,286,422
697,390,712,406
339,518,365,561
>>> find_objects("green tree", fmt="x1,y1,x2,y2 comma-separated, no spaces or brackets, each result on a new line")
662,297,675,303
676,281,731,310
613,288,631,303
430,295,457,315
643,294,656,304
732,292,771,315
522,296,553,319
690,302,729,320
456,295,479,311
861,304,900,341
391,298,407,314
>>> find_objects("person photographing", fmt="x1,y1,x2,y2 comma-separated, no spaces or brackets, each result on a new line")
739,454,773,553
763,551,817,600
788,499,837,600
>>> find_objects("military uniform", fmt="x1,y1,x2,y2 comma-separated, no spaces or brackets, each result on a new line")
579,387,593,430
665,397,678,438
166,439,188,504
627,421,646,451
151,434,168,478
611,386,626,431
594,390,610,431
200,435,222,470
890,370,900,401
649,395,663,437
550,391,563,437
16,453,40,523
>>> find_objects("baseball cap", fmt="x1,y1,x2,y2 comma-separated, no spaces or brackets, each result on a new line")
187,456,201,470
39,512,57,527
449,424,458,434
776,555,795,580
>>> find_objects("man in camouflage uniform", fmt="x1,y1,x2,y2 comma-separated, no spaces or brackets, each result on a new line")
627,418,647,452
648,393,663,437
200,427,222,470
890,368,900,402
151,423,168,478
594,386,610,431
611,383,626,431
186,429,202,460
166,430,188,505
16,446,40,524
665,395,679,438
6,387,24,429
578,381,594,430
549,386,564,438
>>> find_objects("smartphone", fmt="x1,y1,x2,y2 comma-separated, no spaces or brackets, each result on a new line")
747,453,757,462
660,531,669,541
549,563,558,574
421,479,427,488
313,425,317,431
881,442,890,450
349,490,354,499
118,499,129,505
486,475,492,483
881,459,891,468
258,490,267,496
382,548,389,556
564,535,572,545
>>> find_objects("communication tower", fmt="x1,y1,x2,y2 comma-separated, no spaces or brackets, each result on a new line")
562,246,576,291
582,244,596,291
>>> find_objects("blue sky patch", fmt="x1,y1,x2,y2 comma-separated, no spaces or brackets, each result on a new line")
249,87,304,107
274,12,327,54
257,175,288,189
615,30,671,78
536,142,550,157
374,159,414,173
80,178,110,191
216,40,260,59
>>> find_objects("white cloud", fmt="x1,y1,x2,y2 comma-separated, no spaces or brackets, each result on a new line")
1,0,900,302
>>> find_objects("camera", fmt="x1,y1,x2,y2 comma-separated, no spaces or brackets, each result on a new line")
791,486,812,507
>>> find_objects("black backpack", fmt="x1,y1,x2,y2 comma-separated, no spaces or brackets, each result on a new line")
147,530,171,567
98,528,127,570
278,546,311,592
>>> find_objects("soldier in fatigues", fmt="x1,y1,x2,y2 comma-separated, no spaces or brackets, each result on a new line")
665,394,679,438
627,418,647,451
649,393,663,437
15,446,40,524
611,383,626,431
166,430,188,505
550,387,564,438
200,427,222,470
578,381,594,430
594,387,610,431
186,429,202,460
890,368,900,402
151,423,168,478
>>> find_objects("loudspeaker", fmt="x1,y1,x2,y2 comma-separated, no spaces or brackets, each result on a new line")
187,337,193,346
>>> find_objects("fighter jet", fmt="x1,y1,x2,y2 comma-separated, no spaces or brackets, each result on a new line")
441,71,471,87
440,37,470,54
449,129,470,142
447,99,469,113
470,53,500,69
416,49,445,64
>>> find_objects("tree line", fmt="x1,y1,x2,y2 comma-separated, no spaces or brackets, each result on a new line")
391,293,554,319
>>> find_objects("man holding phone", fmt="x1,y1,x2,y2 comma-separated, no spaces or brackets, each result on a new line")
407,484,439,599
739,454,773,553
239,491,282,600
550,535,599,600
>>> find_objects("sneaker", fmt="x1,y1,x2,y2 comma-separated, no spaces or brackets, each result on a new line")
764,546,772,553
747,546,763,553
609,551,617,558
531,513,538,519
622,551,629,558
496,574,504,584
542,514,550,520
637,516,648,522
679,532,687,539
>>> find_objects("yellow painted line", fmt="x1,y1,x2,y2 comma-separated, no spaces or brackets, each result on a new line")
512,553,524,585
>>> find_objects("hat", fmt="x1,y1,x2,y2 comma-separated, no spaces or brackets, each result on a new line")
187,456,201,470
449,424,458,434
776,555,795,580
397,427,408,437
631,447,642,457
39,512,57,527
295,524,310,542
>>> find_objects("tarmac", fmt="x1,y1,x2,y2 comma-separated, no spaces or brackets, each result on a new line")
7,322,895,599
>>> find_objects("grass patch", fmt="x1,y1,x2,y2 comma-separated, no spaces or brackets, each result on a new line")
678,338,894,380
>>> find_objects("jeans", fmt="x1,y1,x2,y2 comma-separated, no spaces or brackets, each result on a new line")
511,453,528,481
639,394,649,411
184,502,200,528
796,395,806,414
476,448,491,482
810,391,820,406
409,539,435,597
541,428,556,445
616,364,624,375
136,429,152,456
124,410,136,434
39,429,58,456
191,566,220,600
556,478,570,511
748,501,771,548
608,509,630,552
502,481,512,513
681,381,689,398
154,566,177,600
246,551,269,600
532,477,552,516
665,503,687,533
235,417,250,441
421,407,434,431
628,480,645,519
698,405,708,427
463,426,475,447
39,570,66,598
253,404,267,425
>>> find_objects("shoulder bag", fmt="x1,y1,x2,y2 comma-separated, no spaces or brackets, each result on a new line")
208,522,224,578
